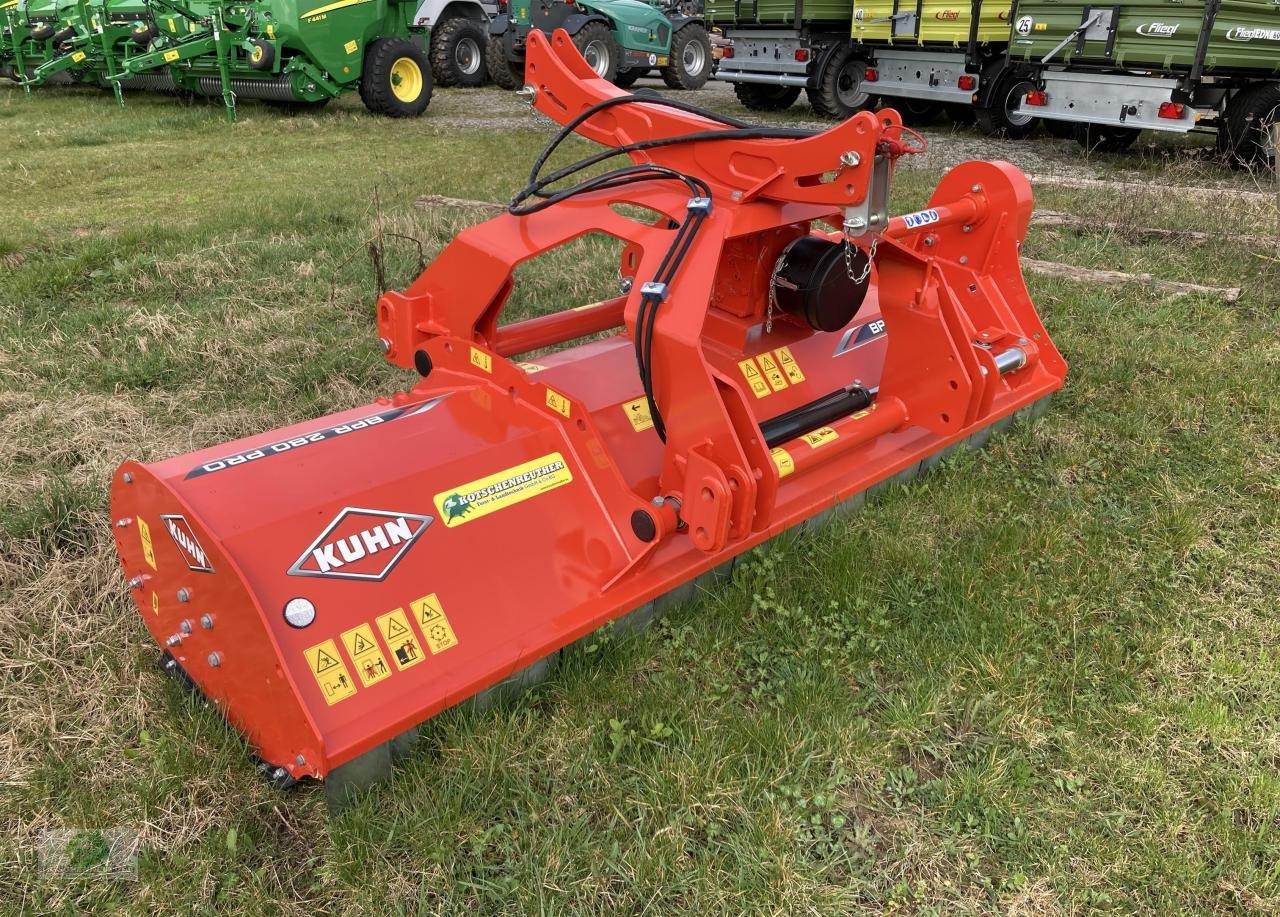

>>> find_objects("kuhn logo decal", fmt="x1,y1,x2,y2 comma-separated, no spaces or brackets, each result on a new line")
162,514,214,573
288,508,432,581
1225,27,1280,42
1136,22,1178,37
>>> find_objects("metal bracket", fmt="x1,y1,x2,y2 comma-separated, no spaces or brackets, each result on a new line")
842,153,891,238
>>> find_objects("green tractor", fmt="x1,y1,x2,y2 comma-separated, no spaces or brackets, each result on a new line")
486,0,710,91
98,0,438,121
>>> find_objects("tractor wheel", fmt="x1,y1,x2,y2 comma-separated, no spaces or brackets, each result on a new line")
1074,122,1141,154
895,97,942,126
975,72,1038,139
30,24,56,41
614,67,648,88
359,37,432,117
130,22,157,46
430,16,487,88
485,34,523,90
943,103,976,126
806,48,873,120
572,21,619,82
1043,118,1075,139
733,82,800,111
661,23,711,90
247,38,274,72
1218,83,1280,170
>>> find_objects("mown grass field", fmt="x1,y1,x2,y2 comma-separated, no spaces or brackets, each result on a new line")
2,80,1279,915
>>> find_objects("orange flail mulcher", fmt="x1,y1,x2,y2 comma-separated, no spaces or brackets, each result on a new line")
110,30,1066,805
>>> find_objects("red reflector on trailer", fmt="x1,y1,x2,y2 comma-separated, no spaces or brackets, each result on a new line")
957,75,976,91
1024,90,1047,107
864,68,878,82
722,46,733,58
1158,101,1185,119
794,48,809,61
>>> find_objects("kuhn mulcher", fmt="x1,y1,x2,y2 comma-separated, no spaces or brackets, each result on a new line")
111,29,1066,804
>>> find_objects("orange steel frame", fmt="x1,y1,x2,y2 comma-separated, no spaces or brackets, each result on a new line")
109,29,1066,784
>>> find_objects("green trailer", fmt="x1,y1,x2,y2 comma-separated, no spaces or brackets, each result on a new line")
711,0,1042,134
1010,0,1280,162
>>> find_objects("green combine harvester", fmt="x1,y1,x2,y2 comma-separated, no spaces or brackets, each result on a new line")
487,0,712,90
3,0,499,119
1009,0,1280,163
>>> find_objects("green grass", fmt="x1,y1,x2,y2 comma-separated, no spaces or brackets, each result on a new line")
2,81,1279,915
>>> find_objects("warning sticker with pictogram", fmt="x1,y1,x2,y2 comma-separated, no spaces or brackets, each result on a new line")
410,593,459,655
376,608,424,671
802,426,839,448
770,447,795,478
138,518,157,570
737,358,770,399
621,397,654,432
756,352,789,392
773,346,806,384
341,622,392,688
303,638,357,705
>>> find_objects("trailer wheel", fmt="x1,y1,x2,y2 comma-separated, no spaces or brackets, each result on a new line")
1074,123,1141,154
572,21,619,82
430,16,487,88
733,83,800,111
975,73,1038,139
614,67,648,88
359,37,433,117
661,23,711,90
485,34,523,90
30,24,56,41
895,97,942,126
807,49,872,120
247,39,274,72
1218,83,1280,169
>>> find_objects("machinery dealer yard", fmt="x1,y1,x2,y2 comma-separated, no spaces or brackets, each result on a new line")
2,81,1280,914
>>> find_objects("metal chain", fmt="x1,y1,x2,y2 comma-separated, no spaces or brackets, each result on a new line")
844,232,878,286
765,248,786,334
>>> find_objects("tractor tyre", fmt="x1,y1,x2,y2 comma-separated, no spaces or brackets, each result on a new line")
247,38,274,72
130,22,157,46
30,24,56,42
733,82,800,111
806,48,873,120
1074,122,1141,154
572,21,619,82
359,37,432,117
485,35,523,90
1218,83,1280,170
895,97,942,126
613,67,648,88
1043,118,1076,139
661,22,711,90
430,16,487,88
975,71,1038,139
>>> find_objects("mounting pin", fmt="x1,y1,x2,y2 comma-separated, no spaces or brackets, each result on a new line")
840,151,861,167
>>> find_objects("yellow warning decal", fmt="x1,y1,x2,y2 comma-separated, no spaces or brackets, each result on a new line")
773,346,806,384
622,396,653,432
71,51,86,62
802,427,839,448
163,49,180,62
341,622,392,687
377,608,424,671
517,361,546,374
410,593,459,655
756,352,789,392
469,346,493,373
138,517,157,570
545,388,571,419
266,23,275,38
150,592,160,616
738,357,770,399
433,452,573,528
344,39,358,54
770,447,795,478
303,639,357,705
166,16,176,31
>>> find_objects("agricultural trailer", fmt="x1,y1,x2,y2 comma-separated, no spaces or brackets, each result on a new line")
710,0,1048,137
108,29,1066,805
486,0,712,90
1010,0,1280,164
